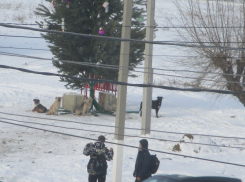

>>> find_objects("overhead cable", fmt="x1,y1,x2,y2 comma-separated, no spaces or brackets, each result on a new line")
1,119,245,168
0,46,50,51
3,23,245,29
0,34,42,39
0,51,50,60
0,37,243,59
152,54,245,59
0,23,244,51
0,51,244,82
1,116,245,150
1,111,245,140
0,64,244,94
1,34,245,44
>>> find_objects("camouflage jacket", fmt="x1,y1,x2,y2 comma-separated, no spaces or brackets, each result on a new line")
83,141,113,175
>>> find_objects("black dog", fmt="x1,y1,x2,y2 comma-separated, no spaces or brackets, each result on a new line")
139,96,163,118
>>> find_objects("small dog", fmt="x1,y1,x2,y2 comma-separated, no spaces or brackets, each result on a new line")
32,99,47,113
83,97,93,115
46,97,62,115
139,96,163,118
75,102,85,116
75,97,93,116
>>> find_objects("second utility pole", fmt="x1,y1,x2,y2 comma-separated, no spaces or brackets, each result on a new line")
141,0,155,135
112,0,133,182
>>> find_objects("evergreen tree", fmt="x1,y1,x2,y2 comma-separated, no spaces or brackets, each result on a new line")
35,0,147,89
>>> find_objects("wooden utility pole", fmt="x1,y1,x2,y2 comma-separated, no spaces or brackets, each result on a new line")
112,0,133,182
141,0,155,135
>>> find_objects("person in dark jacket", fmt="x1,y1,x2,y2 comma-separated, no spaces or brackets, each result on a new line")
83,135,113,182
133,139,152,182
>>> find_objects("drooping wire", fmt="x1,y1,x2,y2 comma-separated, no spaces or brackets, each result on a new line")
0,116,244,150
0,34,43,39
0,51,243,85
1,111,245,140
1,34,245,44
0,64,244,94
0,46,50,51
0,43,244,61
1,119,245,167
0,23,244,51
3,22,245,29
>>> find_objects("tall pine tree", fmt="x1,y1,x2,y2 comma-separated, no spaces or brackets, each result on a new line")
35,0,146,89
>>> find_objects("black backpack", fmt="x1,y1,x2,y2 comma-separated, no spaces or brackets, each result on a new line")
91,142,106,173
150,154,160,174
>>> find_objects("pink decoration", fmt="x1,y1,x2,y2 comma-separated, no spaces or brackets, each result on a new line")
51,1,55,7
98,28,105,35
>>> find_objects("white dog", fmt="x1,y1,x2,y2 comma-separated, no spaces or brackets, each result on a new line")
75,102,85,116
83,97,93,115
75,97,93,116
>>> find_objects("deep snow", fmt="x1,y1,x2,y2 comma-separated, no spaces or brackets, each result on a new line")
1,0,245,182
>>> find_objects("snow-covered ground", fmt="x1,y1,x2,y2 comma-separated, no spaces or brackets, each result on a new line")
1,0,245,182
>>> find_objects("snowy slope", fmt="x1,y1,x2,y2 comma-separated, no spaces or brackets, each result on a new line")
1,0,245,182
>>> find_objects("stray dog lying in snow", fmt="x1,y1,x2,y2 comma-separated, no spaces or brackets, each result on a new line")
32,99,47,113
139,96,163,118
46,97,62,115
75,97,93,116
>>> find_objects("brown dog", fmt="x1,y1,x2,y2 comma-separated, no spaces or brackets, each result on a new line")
75,97,93,116
75,102,85,116
32,99,47,113
82,97,93,115
46,97,62,115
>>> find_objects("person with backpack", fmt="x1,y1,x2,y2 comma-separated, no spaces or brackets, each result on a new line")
83,135,113,182
133,139,152,182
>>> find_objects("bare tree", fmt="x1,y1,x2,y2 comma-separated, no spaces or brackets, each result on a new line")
171,0,245,106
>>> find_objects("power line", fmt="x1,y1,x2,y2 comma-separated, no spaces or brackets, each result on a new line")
153,40,241,45
0,51,240,79
1,116,244,150
152,72,240,84
0,40,243,59
43,59,245,82
2,51,220,84
0,51,218,76
0,46,50,51
1,34,245,44
1,119,245,167
0,64,244,94
0,34,108,41
0,35,42,39
0,23,244,51
0,35,244,45
159,26,245,29
0,51,244,85
152,54,245,59
155,6,245,30
0,46,244,79
3,22,245,29
1,111,245,140
3,23,39,26
0,51,50,60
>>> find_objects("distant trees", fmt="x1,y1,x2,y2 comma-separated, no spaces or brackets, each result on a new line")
172,0,245,106
35,0,146,89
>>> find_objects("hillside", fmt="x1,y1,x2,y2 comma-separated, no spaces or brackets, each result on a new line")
0,0,245,181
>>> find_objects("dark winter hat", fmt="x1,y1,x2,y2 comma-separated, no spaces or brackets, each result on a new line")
98,135,105,142
139,139,148,149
